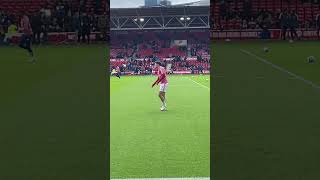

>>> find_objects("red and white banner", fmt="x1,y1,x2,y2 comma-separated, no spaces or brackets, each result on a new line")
172,40,188,46
172,70,210,74
9,32,105,43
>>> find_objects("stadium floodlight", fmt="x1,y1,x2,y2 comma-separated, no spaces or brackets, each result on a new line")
180,16,190,21
140,18,145,22
134,18,138,21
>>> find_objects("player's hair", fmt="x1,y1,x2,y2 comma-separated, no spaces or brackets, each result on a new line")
155,61,162,66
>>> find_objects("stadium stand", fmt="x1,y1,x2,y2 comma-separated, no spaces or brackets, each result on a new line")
0,0,108,16
110,5,210,75
0,0,109,44
212,0,320,30
211,0,320,40
110,30,210,75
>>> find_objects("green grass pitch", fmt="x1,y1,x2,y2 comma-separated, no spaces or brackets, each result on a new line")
213,41,320,180
0,45,108,180
4,40,320,180
110,75,210,178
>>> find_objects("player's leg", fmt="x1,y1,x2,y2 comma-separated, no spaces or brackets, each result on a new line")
162,92,166,107
294,28,299,40
159,92,165,103
283,27,287,40
4,34,11,44
290,28,294,40
26,36,33,55
77,31,81,43
19,35,33,58
36,31,41,44
42,25,48,43
116,72,121,79
102,28,107,41
281,27,284,40
81,31,86,43
32,32,36,44
282,27,287,40
25,36,35,62
82,32,86,43
158,91,165,108
86,31,90,44
19,35,34,62
160,92,167,110
291,27,298,40
159,84,167,110
19,34,26,49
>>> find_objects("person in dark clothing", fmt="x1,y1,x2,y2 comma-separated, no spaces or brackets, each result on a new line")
316,14,320,39
98,13,107,41
279,9,289,40
80,13,91,44
72,12,81,43
243,0,252,21
0,26,4,44
289,10,299,40
95,0,102,14
220,0,227,20
31,12,42,44
20,14,35,63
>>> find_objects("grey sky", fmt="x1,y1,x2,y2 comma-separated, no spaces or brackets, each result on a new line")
111,0,199,8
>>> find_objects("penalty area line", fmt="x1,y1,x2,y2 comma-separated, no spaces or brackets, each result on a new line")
240,49,320,90
185,77,210,90
111,178,210,180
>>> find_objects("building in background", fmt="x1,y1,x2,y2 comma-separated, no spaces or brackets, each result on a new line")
144,0,208,7
145,0,160,6
160,0,172,6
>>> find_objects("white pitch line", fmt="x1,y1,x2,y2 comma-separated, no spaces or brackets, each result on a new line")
170,85,205,88
111,178,210,180
185,77,210,90
240,49,320,90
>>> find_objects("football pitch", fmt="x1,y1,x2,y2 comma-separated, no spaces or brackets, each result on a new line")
0,45,107,180
110,75,210,178
3,40,320,179
213,41,320,180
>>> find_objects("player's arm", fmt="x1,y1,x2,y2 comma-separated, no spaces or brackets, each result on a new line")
151,73,165,87
152,68,166,87
152,76,160,87
156,73,166,85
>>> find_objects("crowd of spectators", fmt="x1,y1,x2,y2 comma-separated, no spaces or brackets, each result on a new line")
111,57,210,75
212,0,320,30
0,0,108,44
110,32,210,75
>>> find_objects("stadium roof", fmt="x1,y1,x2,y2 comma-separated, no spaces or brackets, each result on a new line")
173,0,210,6
110,6,209,17
110,6,210,30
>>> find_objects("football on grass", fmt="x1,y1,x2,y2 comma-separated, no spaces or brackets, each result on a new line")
307,56,316,63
